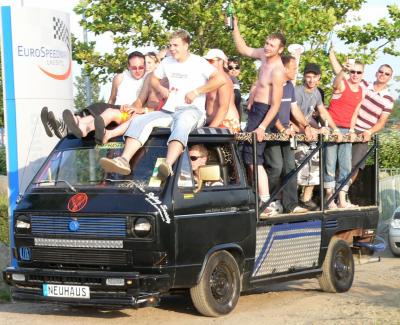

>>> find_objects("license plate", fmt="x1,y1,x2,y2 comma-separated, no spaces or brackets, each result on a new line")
43,284,90,299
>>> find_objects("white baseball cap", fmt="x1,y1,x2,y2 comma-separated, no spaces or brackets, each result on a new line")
204,49,228,62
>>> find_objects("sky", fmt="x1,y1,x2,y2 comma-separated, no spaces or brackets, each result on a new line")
2,0,400,99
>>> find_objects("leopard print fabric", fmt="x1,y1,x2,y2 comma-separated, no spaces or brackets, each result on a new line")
234,132,365,143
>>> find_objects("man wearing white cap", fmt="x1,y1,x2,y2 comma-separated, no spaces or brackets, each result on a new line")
204,49,240,133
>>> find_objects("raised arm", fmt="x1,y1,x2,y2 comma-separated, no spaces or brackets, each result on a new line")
329,47,342,75
232,17,264,59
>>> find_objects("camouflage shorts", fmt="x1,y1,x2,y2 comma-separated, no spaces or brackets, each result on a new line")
295,142,320,186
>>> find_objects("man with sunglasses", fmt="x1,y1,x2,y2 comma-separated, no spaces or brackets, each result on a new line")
329,51,395,186
108,51,147,106
189,144,223,187
203,49,240,133
227,57,242,121
325,49,365,209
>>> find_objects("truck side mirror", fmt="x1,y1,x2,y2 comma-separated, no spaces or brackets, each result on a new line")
194,165,221,193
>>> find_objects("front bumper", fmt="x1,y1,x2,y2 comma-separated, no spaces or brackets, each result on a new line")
3,267,170,308
389,228,400,254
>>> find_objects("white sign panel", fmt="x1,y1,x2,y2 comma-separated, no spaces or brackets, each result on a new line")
1,6,73,204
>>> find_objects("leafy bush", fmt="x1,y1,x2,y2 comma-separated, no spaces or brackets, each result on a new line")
379,130,400,169
0,194,8,245
0,148,6,175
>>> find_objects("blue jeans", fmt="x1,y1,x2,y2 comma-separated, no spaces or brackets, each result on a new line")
124,106,206,147
323,127,352,192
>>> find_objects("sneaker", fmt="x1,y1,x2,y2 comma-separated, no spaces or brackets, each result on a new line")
291,206,308,213
300,199,318,211
260,206,278,219
99,156,131,175
158,162,173,181
269,200,283,214
40,107,53,137
48,111,67,139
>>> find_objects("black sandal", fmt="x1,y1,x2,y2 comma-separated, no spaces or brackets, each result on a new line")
62,110,83,138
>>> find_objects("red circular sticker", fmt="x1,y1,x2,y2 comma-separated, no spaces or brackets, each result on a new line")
67,193,88,212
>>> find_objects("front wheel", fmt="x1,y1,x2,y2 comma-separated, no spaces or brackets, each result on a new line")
190,250,241,317
318,237,354,293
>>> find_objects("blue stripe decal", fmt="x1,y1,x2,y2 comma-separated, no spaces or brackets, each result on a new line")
1,6,18,267
254,220,321,275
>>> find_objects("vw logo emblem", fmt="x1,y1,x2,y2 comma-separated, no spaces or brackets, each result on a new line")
68,219,80,232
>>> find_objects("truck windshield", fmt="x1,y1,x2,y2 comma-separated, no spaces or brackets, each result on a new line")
30,143,167,191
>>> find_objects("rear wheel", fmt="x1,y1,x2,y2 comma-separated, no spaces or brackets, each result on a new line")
318,237,354,293
190,250,241,317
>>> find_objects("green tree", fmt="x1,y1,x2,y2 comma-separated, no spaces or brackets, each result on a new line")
73,0,400,93
73,71,105,112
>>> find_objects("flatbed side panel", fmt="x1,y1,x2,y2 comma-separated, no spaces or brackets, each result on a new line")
252,219,322,278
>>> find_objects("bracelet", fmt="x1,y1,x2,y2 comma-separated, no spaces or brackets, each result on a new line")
258,125,266,131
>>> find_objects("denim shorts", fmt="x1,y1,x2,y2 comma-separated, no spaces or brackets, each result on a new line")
124,106,205,147
242,102,276,165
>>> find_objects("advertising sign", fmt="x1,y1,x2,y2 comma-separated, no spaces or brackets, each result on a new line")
1,6,73,263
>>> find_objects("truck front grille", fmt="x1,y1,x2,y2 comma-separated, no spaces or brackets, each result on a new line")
32,248,133,266
31,216,127,238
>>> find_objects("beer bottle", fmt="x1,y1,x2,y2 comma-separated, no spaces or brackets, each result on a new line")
323,32,333,55
226,2,234,31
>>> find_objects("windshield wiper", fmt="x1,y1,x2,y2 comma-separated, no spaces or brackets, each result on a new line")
34,179,77,192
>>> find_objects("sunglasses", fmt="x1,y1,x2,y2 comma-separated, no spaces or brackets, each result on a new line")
190,156,203,161
129,66,145,71
378,70,391,76
349,70,363,75
228,65,240,70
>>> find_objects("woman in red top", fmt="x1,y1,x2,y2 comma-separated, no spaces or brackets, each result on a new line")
324,57,364,209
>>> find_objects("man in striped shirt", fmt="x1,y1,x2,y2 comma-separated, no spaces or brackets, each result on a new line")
352,64,394,181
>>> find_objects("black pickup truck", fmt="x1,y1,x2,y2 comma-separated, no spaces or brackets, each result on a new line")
3,127,380,317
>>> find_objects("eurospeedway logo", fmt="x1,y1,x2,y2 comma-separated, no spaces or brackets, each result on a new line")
16,16,72,80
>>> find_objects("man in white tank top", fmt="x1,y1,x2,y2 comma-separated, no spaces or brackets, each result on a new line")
109,51,147,105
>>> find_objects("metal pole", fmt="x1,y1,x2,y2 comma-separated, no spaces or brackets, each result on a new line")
252,133,259,221
319,134,325,212
374,135,379,206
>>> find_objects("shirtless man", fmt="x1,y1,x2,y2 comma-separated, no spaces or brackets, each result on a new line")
203,49,240,133
231,17,286,210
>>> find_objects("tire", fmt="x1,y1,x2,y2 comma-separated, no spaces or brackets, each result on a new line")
318,237,354,293
190,250,241,317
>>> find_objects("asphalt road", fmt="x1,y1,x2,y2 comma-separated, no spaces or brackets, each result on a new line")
0,252,399,325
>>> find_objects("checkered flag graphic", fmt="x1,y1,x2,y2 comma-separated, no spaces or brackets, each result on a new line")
53,17,70,52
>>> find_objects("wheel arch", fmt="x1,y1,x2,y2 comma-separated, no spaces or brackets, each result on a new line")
195,243,244,285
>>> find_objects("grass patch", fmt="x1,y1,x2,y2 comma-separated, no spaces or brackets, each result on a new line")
0,194,9,245
0,288,10,302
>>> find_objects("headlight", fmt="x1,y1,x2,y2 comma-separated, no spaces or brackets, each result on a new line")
15,215,31,233
391,219,400,229
133,217,152,238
